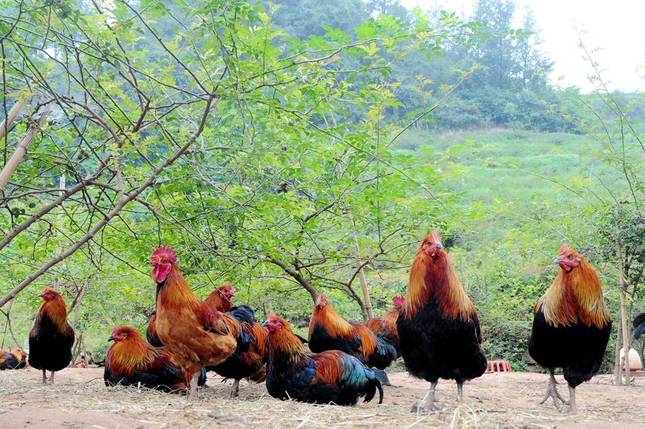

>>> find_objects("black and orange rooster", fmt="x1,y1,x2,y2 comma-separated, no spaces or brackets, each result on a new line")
150,246,237,393
104,326,191,392
0,348,27,370
28,288,75,384
203,284,235,313
529,245,611,414
308,294,397,382
265,314,383,405
397,232,486,412
366,295,405,358
205,302,268,397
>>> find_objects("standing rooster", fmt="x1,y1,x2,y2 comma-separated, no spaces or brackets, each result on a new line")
397,232,486,412
529,245,611,414
28,288,75,384
104,326,190,392
309,294,397,381
150,246,237,392
366,296,405,358
265,314,383,405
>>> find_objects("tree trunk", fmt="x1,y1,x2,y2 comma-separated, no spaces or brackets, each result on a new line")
352,231,373,321
619,280,631,384
614,317,622,385
0,103,51,191
0,98,26,140
617,240,631,384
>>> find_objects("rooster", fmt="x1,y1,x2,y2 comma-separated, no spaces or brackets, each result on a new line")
308,294,397,383
150,246,237,392
203,284,235,313
265,314,383,405
146,311,207,386
366,296,405,358
529,245,611,414
397,232,486,412
0,348,27,370
105,326,191,392
28,288,75,384
205,302,269,397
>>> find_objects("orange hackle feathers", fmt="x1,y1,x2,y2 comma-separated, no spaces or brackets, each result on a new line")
251,322,268,357
267,314,308,361
267,314,342,383
309,294,376,358
107,327,157,375
156,264,201,310
37,288,69,333
404,232,476,321
536,245,610,329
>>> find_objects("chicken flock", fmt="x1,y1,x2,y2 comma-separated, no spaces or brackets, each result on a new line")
4,232,619,414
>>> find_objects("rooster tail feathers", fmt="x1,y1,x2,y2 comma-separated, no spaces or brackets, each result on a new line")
371,368,391,386
375,378,384,404
229,305,256,324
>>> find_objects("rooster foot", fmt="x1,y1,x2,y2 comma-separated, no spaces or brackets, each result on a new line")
539,381,567,410
410,402,439,414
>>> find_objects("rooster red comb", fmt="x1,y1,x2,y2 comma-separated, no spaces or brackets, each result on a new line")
151,246,177,264
392,295,405,309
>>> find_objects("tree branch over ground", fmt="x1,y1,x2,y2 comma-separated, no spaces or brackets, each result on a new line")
0,94,217,308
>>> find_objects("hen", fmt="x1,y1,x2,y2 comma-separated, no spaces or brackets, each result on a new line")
28,288,75,384
529,245,611,413
397,232,486,412
265,314,383,405
104,326,190,392
150,246,236,392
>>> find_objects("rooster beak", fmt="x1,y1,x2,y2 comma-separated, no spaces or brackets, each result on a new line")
108,335,116,342
553,256,562,265
435,241,444,250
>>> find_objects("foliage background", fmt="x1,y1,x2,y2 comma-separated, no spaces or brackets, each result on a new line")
0,0,642,370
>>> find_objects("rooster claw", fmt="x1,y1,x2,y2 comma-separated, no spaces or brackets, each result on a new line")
540,378,568,410
410,402,439,414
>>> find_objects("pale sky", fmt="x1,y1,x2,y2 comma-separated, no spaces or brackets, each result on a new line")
400,0,645,92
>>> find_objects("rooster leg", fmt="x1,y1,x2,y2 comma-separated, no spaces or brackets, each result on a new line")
539,370,566,409
411,381,439,413
189,371,200,395
41,369,47,384
457,381,463,402
230,379,240,398
49,371,55,384
566,386,577,414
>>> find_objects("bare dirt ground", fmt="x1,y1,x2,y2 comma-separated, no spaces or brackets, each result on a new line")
1,368,644,429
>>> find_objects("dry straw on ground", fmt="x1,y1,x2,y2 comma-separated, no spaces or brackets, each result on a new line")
1,369,644,429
